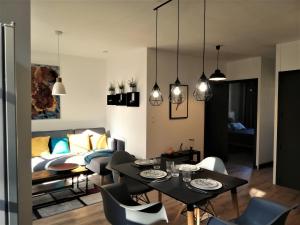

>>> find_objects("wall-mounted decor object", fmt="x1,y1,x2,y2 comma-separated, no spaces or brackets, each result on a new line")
128,78,137,92
107,95,116,105
52,30,66,95
107,83,116,105
116,93,127,106
31,64,61,119
127,92,140,107
193,0,213,101
169,84,188,119
116,82,126,106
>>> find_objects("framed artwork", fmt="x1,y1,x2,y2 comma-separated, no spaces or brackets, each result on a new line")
169,84,188,119
31,64,61,120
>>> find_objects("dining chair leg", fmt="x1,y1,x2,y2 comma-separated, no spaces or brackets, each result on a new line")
231,188,240,217
195,208,201,225
158,191,162,202
208,201,217,216
187,205,195,225
144,193,150,203
173,203,186,223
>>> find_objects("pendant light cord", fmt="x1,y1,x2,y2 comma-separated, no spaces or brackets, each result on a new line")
202,0,206,74
57,33,61,70
217,46,220,69
176,0,180,80
155,10,158,83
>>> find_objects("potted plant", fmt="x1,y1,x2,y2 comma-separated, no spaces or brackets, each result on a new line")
128,78,137,92
118,82,125,94
108,83,115,95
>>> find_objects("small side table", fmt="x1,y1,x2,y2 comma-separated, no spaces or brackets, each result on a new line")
160,149,201,165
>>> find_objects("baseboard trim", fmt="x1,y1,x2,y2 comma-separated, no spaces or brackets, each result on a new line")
255,161,273,169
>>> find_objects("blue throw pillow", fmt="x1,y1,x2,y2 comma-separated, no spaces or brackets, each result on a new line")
50,137,70,154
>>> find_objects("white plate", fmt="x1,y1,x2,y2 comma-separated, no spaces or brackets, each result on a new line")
178,164,200,172
139,170,168,179
190,178,222,190
134,159,155,166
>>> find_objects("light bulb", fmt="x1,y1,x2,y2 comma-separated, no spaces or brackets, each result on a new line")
173,86,181,96
152,90,160,98
198,82,208,92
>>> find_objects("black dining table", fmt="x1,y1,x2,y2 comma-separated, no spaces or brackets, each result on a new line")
112,162,248,225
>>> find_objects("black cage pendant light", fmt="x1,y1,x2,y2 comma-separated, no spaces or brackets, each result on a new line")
210,45,226,81
169,0,185,104
149,10,163,106
193,0,212,101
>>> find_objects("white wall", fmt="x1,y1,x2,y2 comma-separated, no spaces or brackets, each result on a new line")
274,40,300,183
106,48,148,159
226,56,275,167
146,49,222,158
0,1,32,224
31,52,106,131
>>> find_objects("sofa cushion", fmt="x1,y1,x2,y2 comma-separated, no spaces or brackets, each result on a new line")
50,137,70,154
68,133,91,154
90,134,108,150
32,136,51,157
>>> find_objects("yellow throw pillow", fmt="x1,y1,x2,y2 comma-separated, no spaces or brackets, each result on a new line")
90,134,108,150
68,134,91,154
32,136,50,157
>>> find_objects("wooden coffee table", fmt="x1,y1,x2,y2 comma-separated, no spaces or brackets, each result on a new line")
32,165,93,211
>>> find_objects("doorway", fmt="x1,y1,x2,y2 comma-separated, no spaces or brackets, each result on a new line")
204,79,258,168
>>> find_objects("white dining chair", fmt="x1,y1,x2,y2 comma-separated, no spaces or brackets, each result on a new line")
196,157,228,175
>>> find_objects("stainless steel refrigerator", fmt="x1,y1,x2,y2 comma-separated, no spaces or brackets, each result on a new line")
0,22,18,225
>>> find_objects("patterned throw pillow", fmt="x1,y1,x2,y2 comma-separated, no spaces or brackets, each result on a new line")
50,137,70,154
32,136,50,157
68,133,91,154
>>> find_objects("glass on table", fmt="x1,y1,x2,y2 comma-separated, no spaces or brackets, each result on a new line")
171,163,179,177
153,157,161,170
165,161,174,174
182,170,192,182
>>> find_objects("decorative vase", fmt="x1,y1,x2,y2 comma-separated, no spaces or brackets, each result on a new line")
130,86,137,92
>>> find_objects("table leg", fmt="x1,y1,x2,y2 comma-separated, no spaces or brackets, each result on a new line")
187,205,195,225
158,191,162,202
231,188,240,217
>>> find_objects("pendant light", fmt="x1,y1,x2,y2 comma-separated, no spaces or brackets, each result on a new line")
169,0,185,104
210,45,226,81
193,0,212,101
149,9,163,106
52,30,66,96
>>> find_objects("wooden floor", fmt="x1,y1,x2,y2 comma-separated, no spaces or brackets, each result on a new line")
33,166,300,225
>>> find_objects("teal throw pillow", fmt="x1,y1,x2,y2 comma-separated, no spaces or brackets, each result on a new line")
50,137,70,154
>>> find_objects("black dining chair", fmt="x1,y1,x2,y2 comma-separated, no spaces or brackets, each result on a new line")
100,183,168,225
207,197,298,225
106,151,153,203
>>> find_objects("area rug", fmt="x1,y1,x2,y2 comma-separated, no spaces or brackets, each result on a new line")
32,182,102,220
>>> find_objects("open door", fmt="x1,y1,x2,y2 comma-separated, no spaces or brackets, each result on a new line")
204,82,229,161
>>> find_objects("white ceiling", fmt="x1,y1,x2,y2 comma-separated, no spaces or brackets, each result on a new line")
31,0,300,60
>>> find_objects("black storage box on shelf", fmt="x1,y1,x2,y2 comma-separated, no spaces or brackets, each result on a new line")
116,93,127,106
160,149,201,166
107,95,116,105
126,92,139,107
